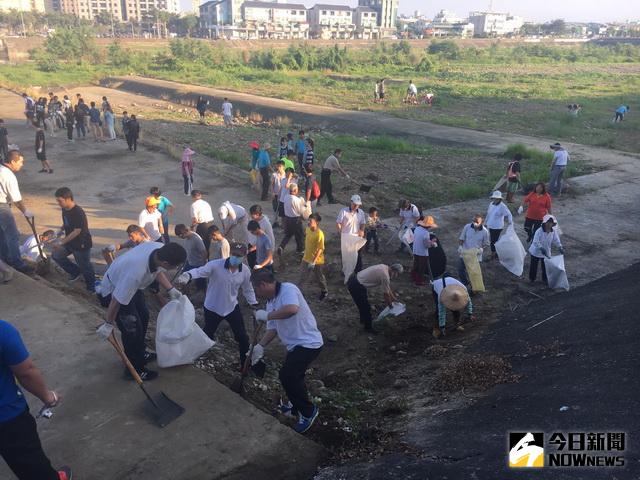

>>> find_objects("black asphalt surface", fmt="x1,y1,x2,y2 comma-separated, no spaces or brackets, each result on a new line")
316,263,640,479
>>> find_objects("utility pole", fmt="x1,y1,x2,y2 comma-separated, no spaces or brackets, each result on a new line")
20,10,26,36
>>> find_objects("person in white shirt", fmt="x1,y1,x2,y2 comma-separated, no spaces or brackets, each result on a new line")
347,263,403,333
398,199,420,252
219,200,248,245
336,194,367,274
221,98,233,127
0,150,35,272
485,191,513,259
528,214,564,284
318,149,349,206
247,204,274,268
278,167,297,226
176,243,257,365
431,276,475,339
99,242,186,380
457,214,490,287
138,196,164,242
250,270,323,434
278,184,309,255
207,225,230,260
411,216,437,286
271,160,285,228
20,229,55,262
549,142,569,196
190,190,215,254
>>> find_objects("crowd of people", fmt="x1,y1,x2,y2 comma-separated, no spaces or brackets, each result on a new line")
0,89,577,479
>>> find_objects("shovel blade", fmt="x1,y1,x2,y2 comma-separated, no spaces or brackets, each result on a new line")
145,391,185,428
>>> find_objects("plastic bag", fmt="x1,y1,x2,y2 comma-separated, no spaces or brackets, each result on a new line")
249,169,260,191
341,234,367,284
462,249,485,292
495,225,526,276
375,302,406,323
156,295,215,368
399,226,413,247
544,255,570,291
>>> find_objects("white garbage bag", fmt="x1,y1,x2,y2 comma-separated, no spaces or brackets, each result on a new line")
544,255,570,291
495,225,526,276
156,295,215,368
398,226,413,247
341,233,367,284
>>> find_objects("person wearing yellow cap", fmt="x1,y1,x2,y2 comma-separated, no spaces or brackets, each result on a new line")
431,276,475,338
138,196,164,242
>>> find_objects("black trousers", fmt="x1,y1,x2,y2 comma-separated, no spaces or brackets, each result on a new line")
529,255,548,283
365,229,378,252
66,123,73,140
196,221,215,257
280,216,304,252
247,250,257,269
297,152,305,174
489,228,502,253
183,174,193,195
347,275,372,329
204,305,249,364
0,409,58,480
524,218,543,243
280,346,322,418
260,167,270,201
319,169,333,203
116,290,150,373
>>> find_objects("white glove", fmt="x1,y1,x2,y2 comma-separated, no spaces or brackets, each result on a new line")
249,344,264,366
345,174,351,180
307,262,315,270
167,287,182,300
106,244,117,252
175,272,191,285
37,148,42,154
517,206,524,215
254,309,269,322
23,210,35,219
253,264,263,270
457,246,463,256
96,322,114,340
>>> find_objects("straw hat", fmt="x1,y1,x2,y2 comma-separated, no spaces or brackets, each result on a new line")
440,284,469,311
418,215,438,228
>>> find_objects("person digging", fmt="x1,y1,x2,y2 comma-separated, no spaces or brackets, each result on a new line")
431,277,475,339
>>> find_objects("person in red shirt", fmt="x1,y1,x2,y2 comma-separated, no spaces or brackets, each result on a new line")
518,182,552,243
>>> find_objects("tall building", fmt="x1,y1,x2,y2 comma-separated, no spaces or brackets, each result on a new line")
0,0,46,12
469,11,523,36
59,0,178,21
358,0,397,30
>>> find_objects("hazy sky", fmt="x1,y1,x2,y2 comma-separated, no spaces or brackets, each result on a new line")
186,0,638,23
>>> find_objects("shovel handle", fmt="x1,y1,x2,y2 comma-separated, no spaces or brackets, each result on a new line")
25,216,47,260
241,320,264,376
107,333,144,386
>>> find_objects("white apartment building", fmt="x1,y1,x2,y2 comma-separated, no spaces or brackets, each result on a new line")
242,1,308,39
308,4,355,39
0,0,45,11
469,11,523,36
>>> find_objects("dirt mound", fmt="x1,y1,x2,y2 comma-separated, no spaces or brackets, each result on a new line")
434,354,520,392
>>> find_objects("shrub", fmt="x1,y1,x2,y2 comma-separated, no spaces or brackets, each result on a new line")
428,40,460,60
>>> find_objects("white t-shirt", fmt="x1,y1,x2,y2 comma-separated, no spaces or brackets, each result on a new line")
138,208,163,241
336,207,366,235
0,165,22,204
222,101,233,116
209,237,230,260
459,224,490,250
191,199,214,224
323,154,341,171
485,202,513,230
399,205,420,227
409,83,417,94
100,242,164,305
412,226,431,256
432,276,466,300
272,171,285,196
266,282,323,351
284,194,307,218
553,149,569,167
279,177,295,202
20,235,40,261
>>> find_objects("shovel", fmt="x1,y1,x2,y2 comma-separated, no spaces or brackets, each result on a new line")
348,176,373,193
99,325,185,428
25,216,50,275
230,320,265,396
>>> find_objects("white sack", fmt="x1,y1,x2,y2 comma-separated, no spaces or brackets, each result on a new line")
544,254,570,291
495,225,526,276
341,233,367,284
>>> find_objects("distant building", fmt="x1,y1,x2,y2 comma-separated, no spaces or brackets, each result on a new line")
426,9,474,37
0,0,46,12
308,4,355,39
353,6,379,38
58,0,177,21
199,0,243,31
359,0,397,31
242,1,309,39
469,11,523,37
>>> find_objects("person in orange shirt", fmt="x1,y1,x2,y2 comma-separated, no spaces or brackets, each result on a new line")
518,182,552,243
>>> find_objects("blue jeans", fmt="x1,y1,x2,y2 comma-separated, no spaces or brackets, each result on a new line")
0,205,26,269
162,218,170,244
549,165,566,195
52,246,95,291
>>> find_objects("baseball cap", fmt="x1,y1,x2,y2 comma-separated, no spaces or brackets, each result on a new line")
350,194,362,205
145,196,160,207
230,242,247,256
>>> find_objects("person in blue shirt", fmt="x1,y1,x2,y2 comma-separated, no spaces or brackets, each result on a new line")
295,130,306,174
149,187,174,244
0,320,72,479
614,105,629,123
257,143,272,201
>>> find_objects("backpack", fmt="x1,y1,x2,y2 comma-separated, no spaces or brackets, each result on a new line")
310,179,321,201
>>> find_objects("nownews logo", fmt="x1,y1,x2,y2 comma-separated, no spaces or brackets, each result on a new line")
509,431,626,468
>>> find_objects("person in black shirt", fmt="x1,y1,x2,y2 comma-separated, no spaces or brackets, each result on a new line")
51,187,95,292
127,115,140,152
0,119,8,162
35,126,53,174
73,101,86,139
64,108,74,141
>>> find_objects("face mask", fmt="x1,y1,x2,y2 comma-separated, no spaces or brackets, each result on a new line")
473,222,481,229
229,256,243,267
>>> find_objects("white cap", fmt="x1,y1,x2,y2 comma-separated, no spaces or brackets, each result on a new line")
490,190,503,199
542,214,557,224
350,194,362,205
218,205,229,220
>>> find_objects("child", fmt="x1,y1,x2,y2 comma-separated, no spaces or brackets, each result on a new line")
365,207,382,254
299,213,328,301
208,225,230,260
182,146,195,195
35,126,53,173
304,138,315,169
278,137,288,158
271,160,285,227
283,151,296,172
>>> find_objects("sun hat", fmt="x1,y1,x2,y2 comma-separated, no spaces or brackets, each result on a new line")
145,196,160,207
418,216,438,228
542,214,557,224
441,284,469,311
549,142,562,149
490,190,503,199
350,194,362,205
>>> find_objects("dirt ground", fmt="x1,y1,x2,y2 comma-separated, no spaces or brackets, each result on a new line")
2,82,639,474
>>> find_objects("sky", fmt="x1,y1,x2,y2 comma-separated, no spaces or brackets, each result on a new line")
186,0,639,23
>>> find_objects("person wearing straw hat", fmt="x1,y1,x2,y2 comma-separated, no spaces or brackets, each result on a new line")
431,276,475,338
411,215,438,286
528,214,564,284
549,142,569,196
138,196,164,243
347,263,403,334
485,190,513,259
